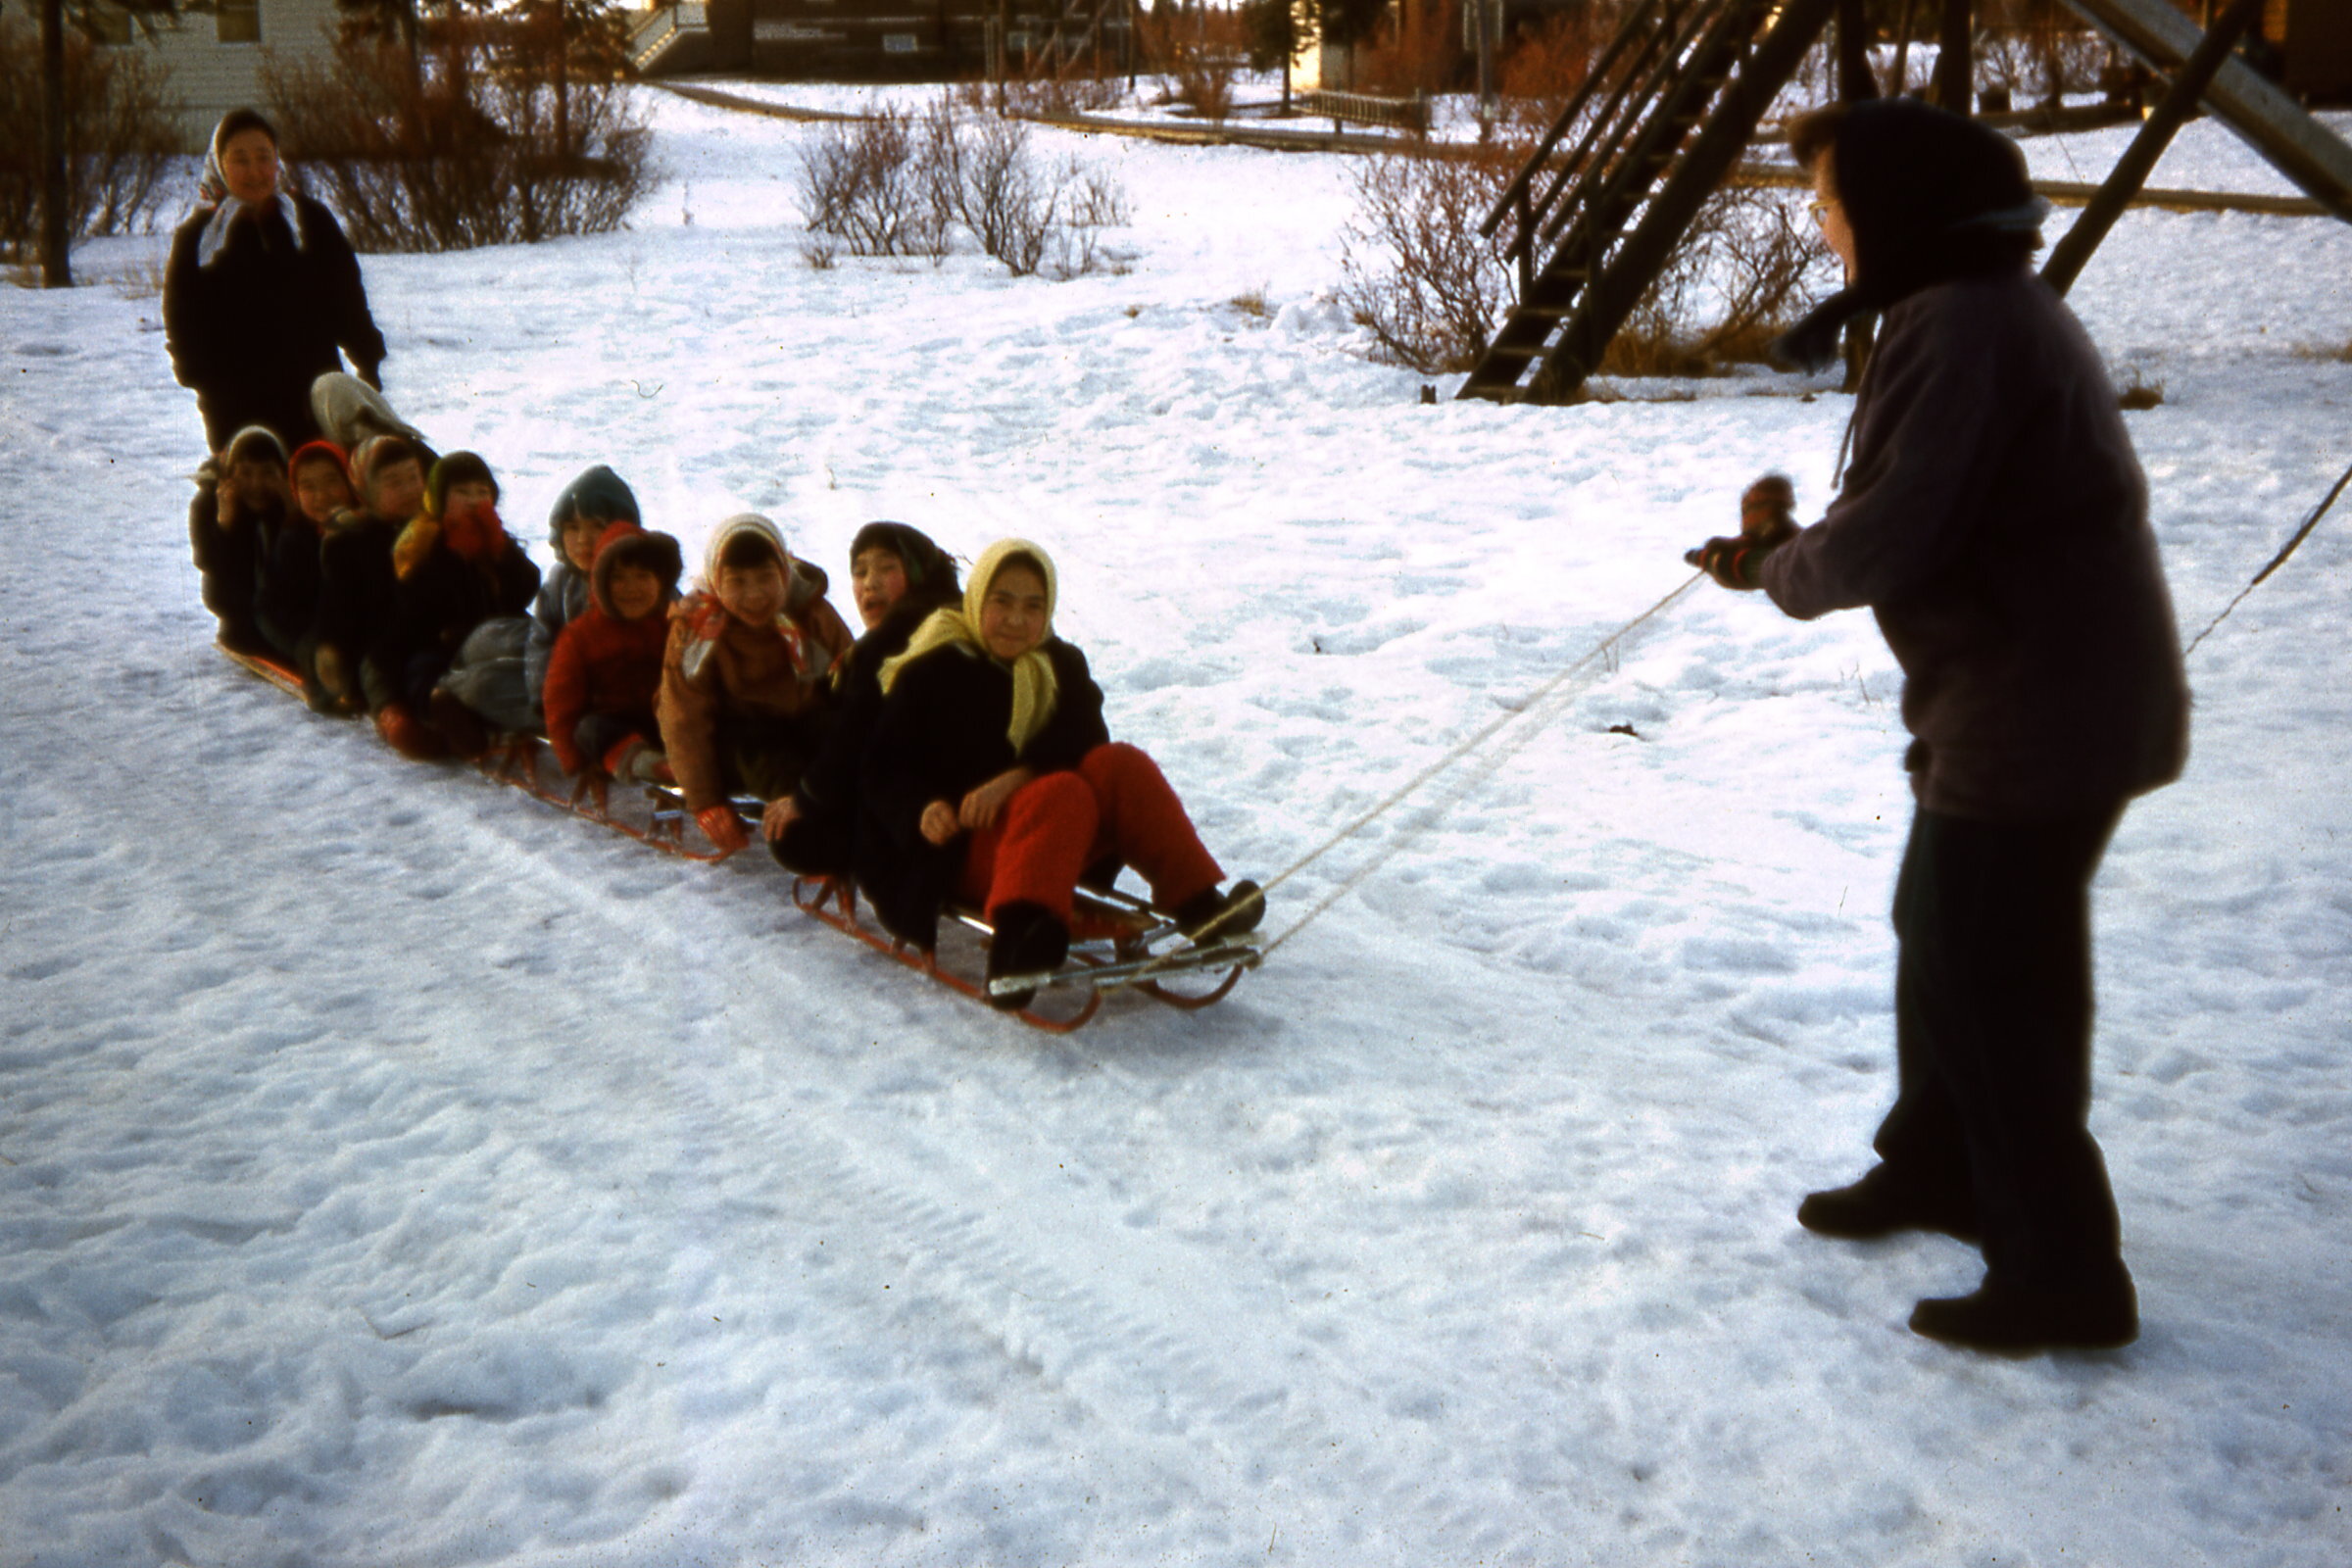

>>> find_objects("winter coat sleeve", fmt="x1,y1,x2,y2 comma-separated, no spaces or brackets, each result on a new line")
493,543,542,617
1760,292,2024,620
1018,643,1110,775
861,652,965,852
300,199,387,381
524,567,570,704
255,522,322,657
543,624,592,775
656,612,726,813
161,213,217,397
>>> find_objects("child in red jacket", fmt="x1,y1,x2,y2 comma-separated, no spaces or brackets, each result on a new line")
543,523,684,782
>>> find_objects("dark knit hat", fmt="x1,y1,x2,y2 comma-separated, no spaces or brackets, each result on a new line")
851,520,960,602
548,465,642,545
1771,99,2045,372
592,526,686,618
222,425,288,470
427,451,499,518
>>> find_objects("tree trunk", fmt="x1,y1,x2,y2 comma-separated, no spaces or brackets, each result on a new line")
38,0,71,287
1934,0,1972,116
1836,0,1876,103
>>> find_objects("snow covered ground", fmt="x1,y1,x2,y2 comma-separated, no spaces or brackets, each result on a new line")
3,85,2350,1567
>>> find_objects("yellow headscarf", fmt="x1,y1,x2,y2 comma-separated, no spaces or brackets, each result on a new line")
879,537,1060,753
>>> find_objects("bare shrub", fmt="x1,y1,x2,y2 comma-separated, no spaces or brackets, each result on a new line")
1358,0,1460,98
1600,183,1838,375
1064,161,1131,229
1340,152,1837,377
0,16,184,261
1141,4,1241,122
263,24,655,254
1338,146,1519,373
797,108,947,259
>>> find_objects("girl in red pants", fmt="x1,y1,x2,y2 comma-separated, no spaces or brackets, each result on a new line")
860,538,1260,1007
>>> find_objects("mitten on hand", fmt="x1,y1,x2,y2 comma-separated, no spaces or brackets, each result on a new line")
1740,473,1799,548
697,805,750,857
1685,535,1769,590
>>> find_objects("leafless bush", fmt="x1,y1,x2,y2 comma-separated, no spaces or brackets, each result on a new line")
798,108,948,258
803,97,1130,281
1977,2,2110,108
1141,5,1240,122
1339,147,1519,373
263,27,655,254
0,16,184,261
1341,149,1838,377
1601,183,1838,375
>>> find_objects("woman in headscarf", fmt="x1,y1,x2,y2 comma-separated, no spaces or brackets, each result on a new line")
163,108,386,456
858,538,1261,1009
1691,99,2188,1354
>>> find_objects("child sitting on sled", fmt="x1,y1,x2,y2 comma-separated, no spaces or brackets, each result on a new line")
250,438,351,706
189,424,292,657
768,520,962,876
860,538,1262,1009
315,433,425,726
382,452,543,760
542,522,684,783
658,514,856,857
527,466,643,726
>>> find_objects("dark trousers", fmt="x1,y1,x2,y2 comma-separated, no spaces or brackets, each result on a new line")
720,712,827,803
1876,804,2129,1293
573,710,657,773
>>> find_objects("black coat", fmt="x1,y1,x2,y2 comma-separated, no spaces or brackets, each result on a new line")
254,516,326,663
776,590,959,876
316,515,402,710
857,637,1108,949
187,486,281,651
386,538,542,708
164,194,386,453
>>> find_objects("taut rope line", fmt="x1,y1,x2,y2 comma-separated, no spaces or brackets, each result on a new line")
1173,570,1708,965
2183,452,2352,658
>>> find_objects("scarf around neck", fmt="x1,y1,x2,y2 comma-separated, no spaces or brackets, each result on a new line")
879,537,1061,754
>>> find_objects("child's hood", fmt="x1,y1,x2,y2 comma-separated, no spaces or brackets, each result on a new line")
548,465,642,545
590,524,683,619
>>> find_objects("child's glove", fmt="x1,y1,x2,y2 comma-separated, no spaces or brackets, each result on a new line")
698,805,750,857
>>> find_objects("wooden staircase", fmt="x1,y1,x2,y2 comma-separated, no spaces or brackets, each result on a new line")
1458,0,1838,405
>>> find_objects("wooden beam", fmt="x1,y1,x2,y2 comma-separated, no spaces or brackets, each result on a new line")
1934,0,1972,114
2042,0,2268,296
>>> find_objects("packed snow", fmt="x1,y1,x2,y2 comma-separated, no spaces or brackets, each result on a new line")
3,80,2350,1568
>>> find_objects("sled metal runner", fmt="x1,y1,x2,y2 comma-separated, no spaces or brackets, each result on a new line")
790,874,1259,1034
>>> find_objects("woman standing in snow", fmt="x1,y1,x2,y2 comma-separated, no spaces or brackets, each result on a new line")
164,109,386,455
1691,99,2188,1354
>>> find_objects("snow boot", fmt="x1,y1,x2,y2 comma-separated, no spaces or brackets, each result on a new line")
375,702,449,761
1909,1268,2137,1355
428,689,492,761
1796,1165,1981,1246
985,901,1069,1012
1174,879,1265,946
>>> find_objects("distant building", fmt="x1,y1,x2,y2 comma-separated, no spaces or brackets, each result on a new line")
629,0,1133,81
2174,0,2351,102
0,0,344,150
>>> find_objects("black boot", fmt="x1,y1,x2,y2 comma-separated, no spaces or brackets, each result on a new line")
1796,1164,1981,1245
985,902,1069,1012
1909,1268,2137,1354
1172,880,1265,945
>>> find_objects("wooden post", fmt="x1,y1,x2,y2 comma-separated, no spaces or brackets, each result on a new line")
38,0,71,288
2041,0,2265,298
1836,0,1876,103
1934,0,1971,115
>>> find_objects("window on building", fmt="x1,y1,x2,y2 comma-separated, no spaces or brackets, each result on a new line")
217,0,261,44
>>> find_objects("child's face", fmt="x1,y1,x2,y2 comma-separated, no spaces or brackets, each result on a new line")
714,559,787,626
371,459,424,522
293,459,352,523
979,564,1049,662
228,456,283,506
850,547,908,631
444,478,496,518
562,516,606,572
609,564,662,622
